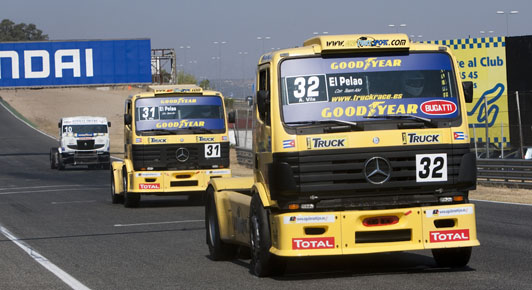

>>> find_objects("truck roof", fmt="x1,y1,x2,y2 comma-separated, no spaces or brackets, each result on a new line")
131,84,224,100
61,116,108,125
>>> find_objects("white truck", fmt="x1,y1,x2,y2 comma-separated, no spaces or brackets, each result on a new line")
50,116,111,170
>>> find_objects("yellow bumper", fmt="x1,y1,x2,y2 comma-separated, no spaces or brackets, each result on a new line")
128,169,231,194
270,204,479,257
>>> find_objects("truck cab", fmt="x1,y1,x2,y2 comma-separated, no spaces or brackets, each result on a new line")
111,85,232,207
206,34,479,276
50,116,111,170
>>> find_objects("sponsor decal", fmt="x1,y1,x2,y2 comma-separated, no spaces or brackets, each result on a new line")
426,206,473,218
283,215,335,224
402,132,441,144
135,138,142,143
206,169,231,175
330,57,402,71
430,229,470,243
420,100,457,115
135,172,161,177
139,183,160,190
222,136,228,141
306,136,347,149
155,120,205,129
283,139,295,149
454,132,467,140
197,136,215,142
150,138,167,143
159,98,197,104
292,237,335,250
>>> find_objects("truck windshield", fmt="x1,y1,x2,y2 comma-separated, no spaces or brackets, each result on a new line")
134,96,225,134
62,125,108,135
280,52,459,126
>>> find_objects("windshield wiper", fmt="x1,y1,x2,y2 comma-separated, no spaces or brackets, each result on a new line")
138,129,177,135
364,114,437,128
181,127,215,134
285,119,363,132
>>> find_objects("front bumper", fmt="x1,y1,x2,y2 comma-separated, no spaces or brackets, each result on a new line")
61,151,110,165
128,168,232,195
269,203,479,257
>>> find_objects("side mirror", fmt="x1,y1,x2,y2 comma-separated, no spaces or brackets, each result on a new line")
227,111,235,124
107,121,112,128
462,81,473,103
257,90,270,117
57,122,61,129
124,114,132,126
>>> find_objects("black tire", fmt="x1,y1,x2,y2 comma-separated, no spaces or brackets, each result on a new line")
123,169,140,208
432,247,472,268
57,154,65,170
205,186,237,260
50,148,58,169
110,170,124,204
249,194,286,277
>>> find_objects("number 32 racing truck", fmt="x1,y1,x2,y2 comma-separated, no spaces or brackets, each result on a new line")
206,34,479,276
111,85,232,207
50,116,111,170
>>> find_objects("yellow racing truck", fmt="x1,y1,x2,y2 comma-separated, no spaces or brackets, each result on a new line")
111,85,231,207
206,34,479,276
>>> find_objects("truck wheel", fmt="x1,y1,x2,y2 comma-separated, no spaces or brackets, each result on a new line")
205,186,237,260
110,171,124,204
123,170,140,208
249,194,286,277
432,247,472,268
57,155,65,170
50,148,58,169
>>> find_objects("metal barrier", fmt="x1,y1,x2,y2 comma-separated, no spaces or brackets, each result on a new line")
477,159,532,188
236,148,253,168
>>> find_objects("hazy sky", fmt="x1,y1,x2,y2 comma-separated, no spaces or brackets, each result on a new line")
3,0,531,80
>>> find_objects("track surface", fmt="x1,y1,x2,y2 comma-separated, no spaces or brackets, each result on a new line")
1,102,531,290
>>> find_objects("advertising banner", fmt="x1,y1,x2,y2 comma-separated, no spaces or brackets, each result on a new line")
0,39,151,87
427,37,509,146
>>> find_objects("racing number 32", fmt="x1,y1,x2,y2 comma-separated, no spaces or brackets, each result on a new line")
205,143,221,158
416,153,447,182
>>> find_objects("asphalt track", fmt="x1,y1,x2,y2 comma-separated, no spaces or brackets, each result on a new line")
0,101,531,290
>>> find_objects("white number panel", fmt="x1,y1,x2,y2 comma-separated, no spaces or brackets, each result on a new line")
204,143,221,158
416,153,447,182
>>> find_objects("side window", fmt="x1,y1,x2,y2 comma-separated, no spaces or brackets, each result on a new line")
257,68,270,124
124,99,132,127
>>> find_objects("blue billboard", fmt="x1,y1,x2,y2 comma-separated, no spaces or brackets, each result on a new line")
0,39,151,87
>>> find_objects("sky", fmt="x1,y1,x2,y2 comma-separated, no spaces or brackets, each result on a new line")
2,0,532,80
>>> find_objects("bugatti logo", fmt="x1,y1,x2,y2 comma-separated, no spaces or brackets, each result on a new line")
364,157,392,184
175,148,190,162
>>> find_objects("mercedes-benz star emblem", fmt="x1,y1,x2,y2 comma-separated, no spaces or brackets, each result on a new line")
364,157,392,184
176,148,190,162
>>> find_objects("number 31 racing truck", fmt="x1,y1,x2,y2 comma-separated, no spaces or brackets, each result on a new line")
50,116,111,170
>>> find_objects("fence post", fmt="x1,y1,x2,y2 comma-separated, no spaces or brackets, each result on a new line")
516,91,524,158
485,92,489,158
473,124,478,158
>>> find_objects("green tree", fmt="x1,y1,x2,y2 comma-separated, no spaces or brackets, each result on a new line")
199,79,214,90
0,19,48,41
177,71,197,84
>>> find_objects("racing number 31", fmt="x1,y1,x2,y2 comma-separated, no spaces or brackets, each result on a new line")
205,143,221,158
415,153,447,182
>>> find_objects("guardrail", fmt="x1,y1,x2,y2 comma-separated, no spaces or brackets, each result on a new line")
477,159,532,189
234,150,532,189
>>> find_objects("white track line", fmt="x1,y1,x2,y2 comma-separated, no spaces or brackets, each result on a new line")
0,188,103,195
0,185,84,191
51,200,97,205
114,219,204,227
0,225,91,290
472,199,532,207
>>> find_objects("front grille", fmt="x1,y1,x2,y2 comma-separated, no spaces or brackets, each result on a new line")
68,144,104,150
76,139,95,150
270,144,475,203
132,142,230,171
355,229,411,243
